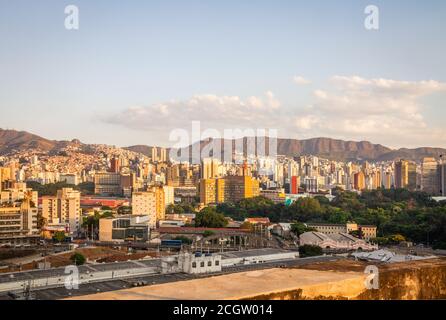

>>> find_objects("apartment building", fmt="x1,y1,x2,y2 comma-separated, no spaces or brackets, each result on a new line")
41,188,81,236
132,191,157,227
199,176,260,205
0,182,38,206
0,196,39,244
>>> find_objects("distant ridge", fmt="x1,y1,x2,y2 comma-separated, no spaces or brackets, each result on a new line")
144,137,446,162
0,128,444,162
0,129,57,154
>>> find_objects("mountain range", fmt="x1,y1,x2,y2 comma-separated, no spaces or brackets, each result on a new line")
128,137,446,162
0,128,444,162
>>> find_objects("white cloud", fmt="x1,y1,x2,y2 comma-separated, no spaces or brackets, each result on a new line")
293,75,446,147
104,91,283,133
103,76,446,148
293,76,311,85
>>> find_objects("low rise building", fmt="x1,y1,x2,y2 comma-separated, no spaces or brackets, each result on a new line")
299,232,377,252
306,222,377,240
220,248,299,267
260,189,286,204
270,223,293,238
179,252,222,274
99,215,150,242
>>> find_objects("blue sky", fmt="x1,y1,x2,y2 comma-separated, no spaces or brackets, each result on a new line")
0,0,445,148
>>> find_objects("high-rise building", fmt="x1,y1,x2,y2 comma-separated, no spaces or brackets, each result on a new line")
288,161,299,179
440,155,445,197
110,157,120,173
132,191,157,227
383,171,392,189
41,188,81,235
94,172,122,195
151,186,166,221
163,185,175,206
354,171,366,191
303,177,318,193
199,176,260,205
290,176,300,194
394,160,417,190
394,160,408,189
151,147,158,162
201,158,220,179
421,157,440,195
199,179,217,205
94,172,135,196
0,167,12,192
407,162,417,191
0,194,39,244
0,182,38,206
159,148,167,163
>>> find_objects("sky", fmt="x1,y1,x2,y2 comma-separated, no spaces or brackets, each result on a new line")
0,0,445,149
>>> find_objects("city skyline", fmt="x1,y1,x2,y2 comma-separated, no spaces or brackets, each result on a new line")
0,1,446,148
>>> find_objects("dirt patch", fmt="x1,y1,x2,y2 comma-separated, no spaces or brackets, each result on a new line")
292,257,446,273
96,251,170,263
292,259,372,272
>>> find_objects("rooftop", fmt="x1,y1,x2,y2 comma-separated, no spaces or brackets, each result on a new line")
68,268,366,300
220,248,294,259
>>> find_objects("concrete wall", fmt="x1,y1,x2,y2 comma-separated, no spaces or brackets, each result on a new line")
222,252,299,267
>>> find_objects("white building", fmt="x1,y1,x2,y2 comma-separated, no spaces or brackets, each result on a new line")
179,253,222,274
163,185,175,206
59,173,79,186
220,248,299,267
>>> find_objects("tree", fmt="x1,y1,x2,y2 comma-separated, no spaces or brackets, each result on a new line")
349,230,364,239
53,231,66,243
37,213,47,229
240,221,254,231
166,203,197,215
195,207,228,228
203,230,215,238
70,252,86,266
172,236,192,245
289,197,323,221
83,211,113,239
117,206,132,215
388,234,406,244
299,245,323,258
291,222,316,237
